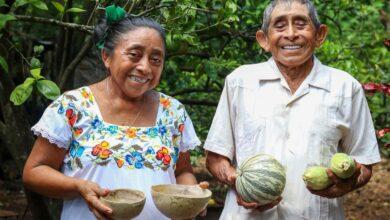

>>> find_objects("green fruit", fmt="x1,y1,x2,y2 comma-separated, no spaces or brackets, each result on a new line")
236,154,286,205
302,166,332,190
330,153,356,179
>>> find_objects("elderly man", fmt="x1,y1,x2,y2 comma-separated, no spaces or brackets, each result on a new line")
204,0,381,219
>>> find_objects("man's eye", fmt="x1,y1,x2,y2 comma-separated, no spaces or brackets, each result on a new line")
274,22,285,28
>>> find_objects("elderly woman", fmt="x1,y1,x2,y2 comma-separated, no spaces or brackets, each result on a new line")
23,5,205,220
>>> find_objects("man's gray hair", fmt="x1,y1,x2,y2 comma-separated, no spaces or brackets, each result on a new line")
261,0,321,33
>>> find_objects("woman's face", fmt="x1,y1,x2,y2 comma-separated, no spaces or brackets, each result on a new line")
103,27,165,99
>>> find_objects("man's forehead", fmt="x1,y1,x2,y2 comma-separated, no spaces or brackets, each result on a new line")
270,1,310,20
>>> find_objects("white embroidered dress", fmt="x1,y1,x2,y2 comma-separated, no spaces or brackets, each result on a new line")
32,86,201,220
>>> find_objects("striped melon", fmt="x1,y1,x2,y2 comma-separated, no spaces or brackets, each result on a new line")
235,154,286,205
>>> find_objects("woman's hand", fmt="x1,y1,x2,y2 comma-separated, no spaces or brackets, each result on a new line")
197,181,210,217
76,179,112,220
307,162,367,198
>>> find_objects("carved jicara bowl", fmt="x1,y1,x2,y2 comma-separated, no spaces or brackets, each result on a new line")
100,189,146,220
151,184,212,219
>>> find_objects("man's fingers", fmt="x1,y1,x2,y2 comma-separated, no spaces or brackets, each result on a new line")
236,196,258,209
326,168,340,184
254,197,282,212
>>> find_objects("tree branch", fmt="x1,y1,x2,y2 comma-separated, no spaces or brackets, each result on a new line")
167,52,210,59
133,4,171,17
13,15,93,34
59,37,94,89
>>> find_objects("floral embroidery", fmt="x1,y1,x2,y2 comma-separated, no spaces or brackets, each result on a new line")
53,87,188,171
160,97,171,109
126,128,138,138
91,141,112,160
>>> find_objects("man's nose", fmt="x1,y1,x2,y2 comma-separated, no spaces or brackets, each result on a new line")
285,25,298,41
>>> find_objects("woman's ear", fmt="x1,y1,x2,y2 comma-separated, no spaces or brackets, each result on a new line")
256,30,270,52
101,49,111,69
315,24,328,48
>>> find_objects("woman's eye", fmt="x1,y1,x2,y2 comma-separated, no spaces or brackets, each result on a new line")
151,57,162,64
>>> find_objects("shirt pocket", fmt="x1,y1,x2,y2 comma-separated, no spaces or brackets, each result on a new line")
235,116,266,165
306,104,341,167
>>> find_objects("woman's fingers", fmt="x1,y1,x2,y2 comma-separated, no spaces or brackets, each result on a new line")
198,181,209,189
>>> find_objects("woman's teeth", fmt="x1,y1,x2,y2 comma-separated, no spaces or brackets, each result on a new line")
129,75,149,83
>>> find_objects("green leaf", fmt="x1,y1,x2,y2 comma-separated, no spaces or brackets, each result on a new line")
30,58,42,69
66,8,85,13
10,77,35,105
13,0,29,8
31,0,48,10
33,45,44,54
0,14,16,30
51,1,64,13
36,79,60,100
0,55,8,73
0,0,8,8
30,67,44,79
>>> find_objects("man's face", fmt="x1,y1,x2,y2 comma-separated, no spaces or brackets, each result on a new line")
257,2,327,68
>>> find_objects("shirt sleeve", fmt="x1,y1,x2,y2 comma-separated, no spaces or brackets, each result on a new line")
203,78,235,161
178,109,201,152
341,85,381,165
31,95,73,150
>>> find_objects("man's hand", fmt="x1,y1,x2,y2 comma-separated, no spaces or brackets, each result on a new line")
308,162,366,198
236,192,282,212
205,151,237,186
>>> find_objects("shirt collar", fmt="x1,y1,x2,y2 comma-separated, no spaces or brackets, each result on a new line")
264,56,331,92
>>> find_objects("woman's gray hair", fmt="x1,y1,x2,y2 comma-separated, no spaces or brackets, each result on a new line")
261,0,321,33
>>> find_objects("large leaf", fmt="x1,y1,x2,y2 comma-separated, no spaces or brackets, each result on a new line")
51,1,64,13
0,55,8,73
10,77,35,105
31,0,48,10
37,79,60,100
66,8,86,13
0,14,16,30
13,0,29,8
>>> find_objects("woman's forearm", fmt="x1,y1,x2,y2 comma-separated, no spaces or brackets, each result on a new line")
176,172,198,185
23,164,82,199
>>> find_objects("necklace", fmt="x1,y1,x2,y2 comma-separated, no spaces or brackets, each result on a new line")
129,95,145,126
106,77,146,126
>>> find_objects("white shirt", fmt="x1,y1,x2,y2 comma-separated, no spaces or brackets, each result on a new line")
204,57,381,220
31,87,201,220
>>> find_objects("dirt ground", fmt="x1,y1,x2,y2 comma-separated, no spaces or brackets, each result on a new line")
0,157,389,220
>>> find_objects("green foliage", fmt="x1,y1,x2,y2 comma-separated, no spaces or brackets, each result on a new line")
0,14,16,30
10,77,35,105
1,0,389,155
36,79,60,100
0,55,8,73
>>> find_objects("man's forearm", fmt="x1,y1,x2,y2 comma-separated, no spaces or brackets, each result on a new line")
205,151,236,186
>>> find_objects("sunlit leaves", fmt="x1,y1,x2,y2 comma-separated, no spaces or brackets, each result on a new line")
36,79,60,100
10,77,35,105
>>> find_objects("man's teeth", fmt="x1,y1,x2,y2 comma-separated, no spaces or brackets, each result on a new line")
129,76,149,83
282,45,302,49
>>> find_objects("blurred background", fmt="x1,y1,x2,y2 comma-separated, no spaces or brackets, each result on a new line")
0,0,388,219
